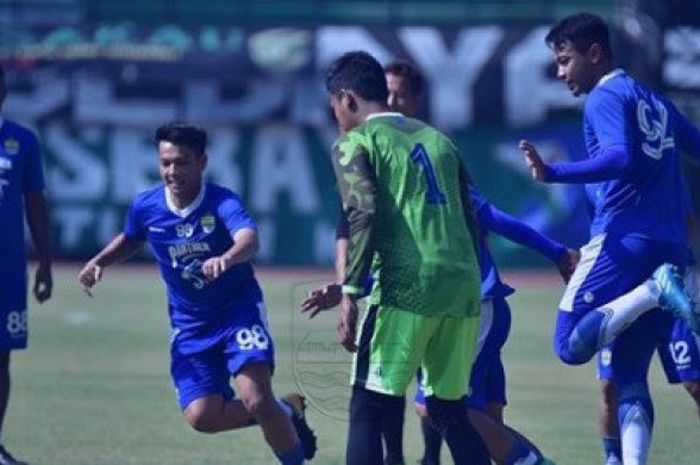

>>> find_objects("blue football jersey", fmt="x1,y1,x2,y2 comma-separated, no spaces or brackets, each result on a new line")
0,119,45,273
583,70,687,244
469,187,514,300
124,183,261,331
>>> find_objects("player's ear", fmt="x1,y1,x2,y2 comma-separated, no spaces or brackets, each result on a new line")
344,90,359,113
588,42,603,64
200,152,208,170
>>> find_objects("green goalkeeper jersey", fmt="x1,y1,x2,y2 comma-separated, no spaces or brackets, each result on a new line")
333,112,481,317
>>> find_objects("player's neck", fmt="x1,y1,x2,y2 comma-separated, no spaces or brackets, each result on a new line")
166,182,204,210
356,102,389,123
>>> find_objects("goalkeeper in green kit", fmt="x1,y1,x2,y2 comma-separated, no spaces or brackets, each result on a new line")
324,51,490,465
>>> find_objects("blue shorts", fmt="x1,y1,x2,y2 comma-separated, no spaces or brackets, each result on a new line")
415,298,511,409
599,317,700,384
170,299,275,410
554,233,686,374
0,269,28,350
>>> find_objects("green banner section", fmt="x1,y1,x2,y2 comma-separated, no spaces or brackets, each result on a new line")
41,121,591,265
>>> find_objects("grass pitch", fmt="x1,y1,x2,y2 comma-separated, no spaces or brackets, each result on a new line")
11,266,697,464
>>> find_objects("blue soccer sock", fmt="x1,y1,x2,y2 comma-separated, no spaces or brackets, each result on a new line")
420,416,442,465
275,442,305,465
602,436,622,465
346,387,389,465
424,397,490,465
618,383,654,465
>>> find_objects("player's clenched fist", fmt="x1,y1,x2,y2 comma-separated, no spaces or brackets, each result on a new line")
202,256,229,280
78,261,103,297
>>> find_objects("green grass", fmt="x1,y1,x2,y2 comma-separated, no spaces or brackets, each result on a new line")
11,266,698,464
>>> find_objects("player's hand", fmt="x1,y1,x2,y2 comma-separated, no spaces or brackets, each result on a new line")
300,284,342,318
337,294,359,352
78,260,103,297
518,139,547,181
556,248,581,284
202,256,228,281
33,262,52,303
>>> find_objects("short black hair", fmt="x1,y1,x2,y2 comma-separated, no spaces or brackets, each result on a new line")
324,51,388,104
384,60,425,97
155,123,207,156
545,12,612,59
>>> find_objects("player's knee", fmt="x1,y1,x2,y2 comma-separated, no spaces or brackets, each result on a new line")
183,403,220,433
683,381,700,406
554,343,590,365
240,390,276,422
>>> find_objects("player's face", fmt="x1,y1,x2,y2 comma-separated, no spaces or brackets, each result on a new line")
386,73,419,117
158,141,207,203
553,40,597,97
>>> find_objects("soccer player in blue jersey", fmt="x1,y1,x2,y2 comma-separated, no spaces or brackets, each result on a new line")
518,13,700,465
78,123,316,465
0,64,53,465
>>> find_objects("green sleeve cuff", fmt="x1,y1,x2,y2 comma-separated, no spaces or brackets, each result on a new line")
342,285,365,296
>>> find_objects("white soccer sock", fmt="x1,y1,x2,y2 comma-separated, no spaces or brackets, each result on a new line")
621,401,652,465
599,280,659,345
513,451,539,465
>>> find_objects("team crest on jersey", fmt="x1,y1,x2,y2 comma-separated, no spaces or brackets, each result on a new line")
200,214,216,234
3,138,20,155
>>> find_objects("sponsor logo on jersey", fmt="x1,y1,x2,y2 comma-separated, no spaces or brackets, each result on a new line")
0,157,12,170
168,242,212,267
3,138,20,156
200,214,215,234
148,226,166,233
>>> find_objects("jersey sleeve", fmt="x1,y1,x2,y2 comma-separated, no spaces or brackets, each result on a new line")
335,203,350,240
332,136,377,296
22,130,45,192
123,199,146,241
218,191,257,235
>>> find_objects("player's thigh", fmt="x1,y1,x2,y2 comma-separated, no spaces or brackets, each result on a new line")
422,314,480,400
609,311,665,386
559,234,685,317
353,306,430,396
474,298,510,369
222,298,276,376
170,343,233,411
657,317,700,384
0,271,28,351
468,352,505,411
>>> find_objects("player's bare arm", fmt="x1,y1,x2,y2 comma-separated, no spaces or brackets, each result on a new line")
337,293,359,353
24,190,53,303
201,227,258,281
518,139,547,181
78,233,143,296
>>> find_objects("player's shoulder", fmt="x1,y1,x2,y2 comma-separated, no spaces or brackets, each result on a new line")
203,183,247,212
205,182,243,202
1,119,39,145
132,184,165,209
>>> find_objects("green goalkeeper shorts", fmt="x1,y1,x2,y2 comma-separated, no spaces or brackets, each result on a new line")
350,304,480,400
